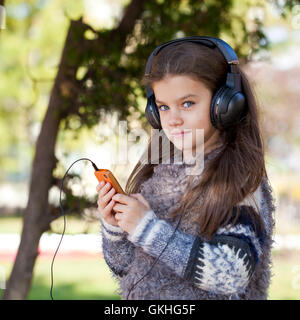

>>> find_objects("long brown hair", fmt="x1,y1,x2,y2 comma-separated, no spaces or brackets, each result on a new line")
125,41,266,240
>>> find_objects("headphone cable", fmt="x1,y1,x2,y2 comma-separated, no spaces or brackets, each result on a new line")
50,157,182,301
50,157,98,300
125,211,183,299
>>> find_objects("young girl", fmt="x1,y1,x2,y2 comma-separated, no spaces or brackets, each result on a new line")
96,37,276,300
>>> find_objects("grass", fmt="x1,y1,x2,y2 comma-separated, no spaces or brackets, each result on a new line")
0,257,121,300
0,250,300,300
269,250,300,300
0,216,23,234
0,216,300,300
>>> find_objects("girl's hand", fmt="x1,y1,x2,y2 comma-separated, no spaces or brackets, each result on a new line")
96,181,118,226
112,193,152,234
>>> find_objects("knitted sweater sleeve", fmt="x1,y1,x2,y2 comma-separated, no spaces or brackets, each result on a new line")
100,216,136,278
127,205,266,296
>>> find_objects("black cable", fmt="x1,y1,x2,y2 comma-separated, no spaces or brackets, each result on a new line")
50,156,182,301
50,157,98,300
125,211,184,300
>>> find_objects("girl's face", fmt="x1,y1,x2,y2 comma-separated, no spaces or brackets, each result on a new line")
152,74,221,159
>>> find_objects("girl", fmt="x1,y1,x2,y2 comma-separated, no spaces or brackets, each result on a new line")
96,38,276,300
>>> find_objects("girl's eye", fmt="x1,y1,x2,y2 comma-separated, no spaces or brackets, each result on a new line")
158,105,169,111
183,101,194,108
158,101,194,111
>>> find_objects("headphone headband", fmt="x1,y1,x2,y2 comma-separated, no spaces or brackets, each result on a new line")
144,36,247,130
145,36,239,77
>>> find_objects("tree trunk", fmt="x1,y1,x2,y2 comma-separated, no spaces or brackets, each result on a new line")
2,20,81,300
0,0,5,33
3,0,146,300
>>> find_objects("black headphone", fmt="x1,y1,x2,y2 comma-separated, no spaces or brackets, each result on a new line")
144,36,247,130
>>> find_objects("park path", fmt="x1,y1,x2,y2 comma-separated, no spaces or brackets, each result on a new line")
1,233,300,260
0,233,103,260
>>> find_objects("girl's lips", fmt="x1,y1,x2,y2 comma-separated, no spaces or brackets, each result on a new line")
171,131,191,138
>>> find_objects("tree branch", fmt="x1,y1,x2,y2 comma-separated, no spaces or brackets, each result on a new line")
82,0,147,55
114,0,147,36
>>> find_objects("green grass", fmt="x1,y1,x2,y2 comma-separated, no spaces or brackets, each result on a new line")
1,216,300,300
1,251,300,300
0,257,121,300
268,250,300,300
0,217,23,234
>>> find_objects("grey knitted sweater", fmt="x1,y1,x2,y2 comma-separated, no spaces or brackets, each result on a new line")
100,147,276,300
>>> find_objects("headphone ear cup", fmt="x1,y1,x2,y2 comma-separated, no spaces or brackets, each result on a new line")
145,94,162,129
210,86,227,129
211,86,246,130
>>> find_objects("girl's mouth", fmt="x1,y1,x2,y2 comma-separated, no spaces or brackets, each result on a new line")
171,130,191,138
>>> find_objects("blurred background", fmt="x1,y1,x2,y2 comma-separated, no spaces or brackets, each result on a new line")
0,0,300,300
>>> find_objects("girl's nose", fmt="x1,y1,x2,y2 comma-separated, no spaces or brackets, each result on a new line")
168,110,183,127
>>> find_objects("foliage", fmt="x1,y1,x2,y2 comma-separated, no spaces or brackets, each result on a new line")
0,0,284,181
0,0,83,180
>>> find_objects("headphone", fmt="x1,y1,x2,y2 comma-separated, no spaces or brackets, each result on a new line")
144,36,247,130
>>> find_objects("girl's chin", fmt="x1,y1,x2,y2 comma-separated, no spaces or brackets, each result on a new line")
172,141,205,157
172,143,194,154
171,139,194,150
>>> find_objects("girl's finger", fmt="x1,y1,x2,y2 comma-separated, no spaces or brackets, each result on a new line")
102,187,116,203
97,199,103,209
106,199,115,210
97,186,114,209
99,182,112,196
112,193,133,205
96,181,105,193
114,212,122,221
113,203,127,213
101,199,115,218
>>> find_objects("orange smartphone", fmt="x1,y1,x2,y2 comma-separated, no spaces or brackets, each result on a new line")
94,169,126,195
